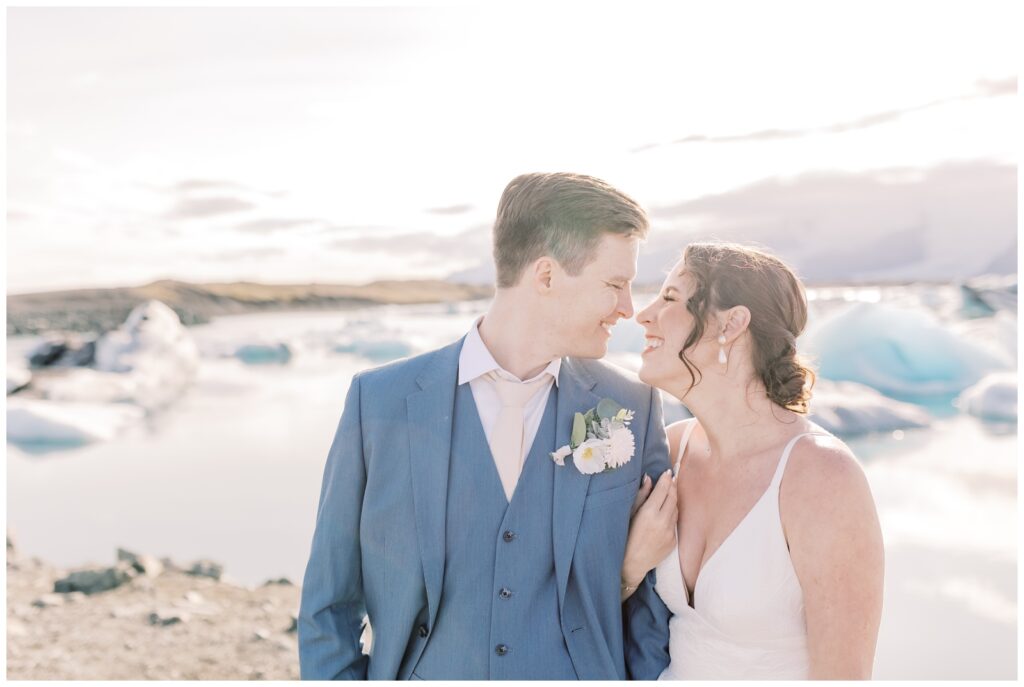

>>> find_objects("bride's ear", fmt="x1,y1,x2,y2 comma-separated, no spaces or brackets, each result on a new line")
720,306,751,341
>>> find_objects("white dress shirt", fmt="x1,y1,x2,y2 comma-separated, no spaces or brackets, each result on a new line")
458,315,561,481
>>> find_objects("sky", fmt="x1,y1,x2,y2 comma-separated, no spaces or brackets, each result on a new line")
6,3,1019,293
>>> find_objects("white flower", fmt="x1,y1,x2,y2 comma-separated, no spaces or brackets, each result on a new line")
606,426,635,469
550,444,572,466
572,438,609,475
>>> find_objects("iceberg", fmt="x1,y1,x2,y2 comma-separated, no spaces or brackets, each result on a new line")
7,398,144,445
93,300,199,409
234,343,293,365
333,339,414,363
959,275,1017,316
956,372,1017,422
801,302,1011,397
29,368,137,404
809,379,932,437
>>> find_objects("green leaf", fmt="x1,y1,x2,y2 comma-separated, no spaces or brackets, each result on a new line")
596,398,623,420
571,412,586,448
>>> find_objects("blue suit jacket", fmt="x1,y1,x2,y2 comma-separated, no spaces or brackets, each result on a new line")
298,336,672,679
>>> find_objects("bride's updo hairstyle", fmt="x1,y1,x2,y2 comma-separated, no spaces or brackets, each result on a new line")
679,242,815,413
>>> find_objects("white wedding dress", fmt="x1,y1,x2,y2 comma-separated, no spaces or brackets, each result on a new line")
655,421,828,680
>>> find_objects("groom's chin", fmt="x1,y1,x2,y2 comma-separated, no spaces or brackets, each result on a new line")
572,340,609,360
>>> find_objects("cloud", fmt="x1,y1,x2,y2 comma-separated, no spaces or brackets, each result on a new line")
329,223,490,260
317,223,397,235
165,196,257,219
642,160,1016,282
234,218,317,234
425,203,474,215
172,179,245,193
976,76,1016,96
632,75,1017,152
202,246,287,261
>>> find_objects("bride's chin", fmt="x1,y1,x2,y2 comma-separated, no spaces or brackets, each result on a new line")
637,364,654,386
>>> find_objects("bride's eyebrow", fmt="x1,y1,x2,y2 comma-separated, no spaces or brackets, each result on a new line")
664,286,679,293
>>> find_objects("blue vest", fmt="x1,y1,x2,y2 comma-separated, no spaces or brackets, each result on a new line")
407,381,576,679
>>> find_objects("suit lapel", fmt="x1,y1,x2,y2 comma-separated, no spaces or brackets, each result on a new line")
552,357,601,613
406,337,464,629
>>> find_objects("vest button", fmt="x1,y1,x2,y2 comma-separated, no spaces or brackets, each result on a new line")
495,644,509,656
417,624,429,638
502,530,515,542
499,587,512,600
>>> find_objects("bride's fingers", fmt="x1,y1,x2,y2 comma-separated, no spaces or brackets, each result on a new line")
650,469,673,509
631,473,653,517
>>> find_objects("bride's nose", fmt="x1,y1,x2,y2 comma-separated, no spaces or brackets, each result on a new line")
636,299,655,325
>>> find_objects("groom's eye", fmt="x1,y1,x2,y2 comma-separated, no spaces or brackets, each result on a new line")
605,281,624,291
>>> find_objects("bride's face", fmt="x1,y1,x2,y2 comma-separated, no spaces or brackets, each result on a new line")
636,263,717,395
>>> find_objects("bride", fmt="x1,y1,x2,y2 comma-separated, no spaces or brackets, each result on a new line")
620,242,884,680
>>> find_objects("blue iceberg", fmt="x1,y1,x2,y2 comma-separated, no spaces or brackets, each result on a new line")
801,302,1010,398
235,343,293,365
333,339,414,363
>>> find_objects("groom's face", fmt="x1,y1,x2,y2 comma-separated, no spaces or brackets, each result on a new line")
548,232,639,359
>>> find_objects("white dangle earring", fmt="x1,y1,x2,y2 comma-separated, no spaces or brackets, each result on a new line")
717,334,728,365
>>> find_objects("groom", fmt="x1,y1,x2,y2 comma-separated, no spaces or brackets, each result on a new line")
298,172,671,680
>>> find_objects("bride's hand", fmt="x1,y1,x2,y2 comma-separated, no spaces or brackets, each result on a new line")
622,469,678,589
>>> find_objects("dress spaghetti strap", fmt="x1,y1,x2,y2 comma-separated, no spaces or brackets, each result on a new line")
672,420,699,475
770,431,831,488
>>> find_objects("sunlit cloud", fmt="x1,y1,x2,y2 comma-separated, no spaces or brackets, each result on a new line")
165,197,257,219
233,218,318,234
425,203,474,215
328,224,489,260
631,76,1018,153
172,179,247,193
907,577,1017,625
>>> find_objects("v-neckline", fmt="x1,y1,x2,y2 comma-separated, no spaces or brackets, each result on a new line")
676,475,775,609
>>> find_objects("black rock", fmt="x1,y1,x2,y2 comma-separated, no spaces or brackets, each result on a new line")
28,340,68,367
262,577,293,587
54,563,136,595
186,559,223,581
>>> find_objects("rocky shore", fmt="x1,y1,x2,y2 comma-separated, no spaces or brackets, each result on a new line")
7,278,494,336
6,537,301,680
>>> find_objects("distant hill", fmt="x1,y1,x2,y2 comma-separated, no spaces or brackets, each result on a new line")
6,279,494,336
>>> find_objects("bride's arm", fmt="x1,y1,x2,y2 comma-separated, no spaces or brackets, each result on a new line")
620,469,677,600
784,436,884,679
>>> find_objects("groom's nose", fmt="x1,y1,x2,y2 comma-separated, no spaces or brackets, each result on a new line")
617,287,635,320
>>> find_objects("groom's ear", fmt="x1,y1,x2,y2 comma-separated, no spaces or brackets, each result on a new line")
531,257,555,292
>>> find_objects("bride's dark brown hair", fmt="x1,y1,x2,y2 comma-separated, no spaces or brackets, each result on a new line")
677,242,815,413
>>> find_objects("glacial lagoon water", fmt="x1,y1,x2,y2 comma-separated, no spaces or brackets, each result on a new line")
6,286,1017,679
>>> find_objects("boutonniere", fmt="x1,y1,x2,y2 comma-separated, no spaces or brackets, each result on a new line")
551,398,636,475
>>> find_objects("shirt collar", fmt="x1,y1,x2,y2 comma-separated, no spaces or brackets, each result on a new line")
458,314,561,386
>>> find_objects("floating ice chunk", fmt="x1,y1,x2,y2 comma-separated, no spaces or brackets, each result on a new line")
93,301,199,409
7,398,144,445
959,275,1017,316
235,343,293,365
333,339,414,363
7,365,31,395
809,379,931,436
956,372,1017,421
802,302,1010,397
30,368,136,404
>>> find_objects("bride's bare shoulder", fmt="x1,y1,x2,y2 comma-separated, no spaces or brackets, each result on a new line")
781,430,879,535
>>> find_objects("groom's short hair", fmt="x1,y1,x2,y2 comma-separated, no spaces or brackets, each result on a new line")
492,172,648,288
